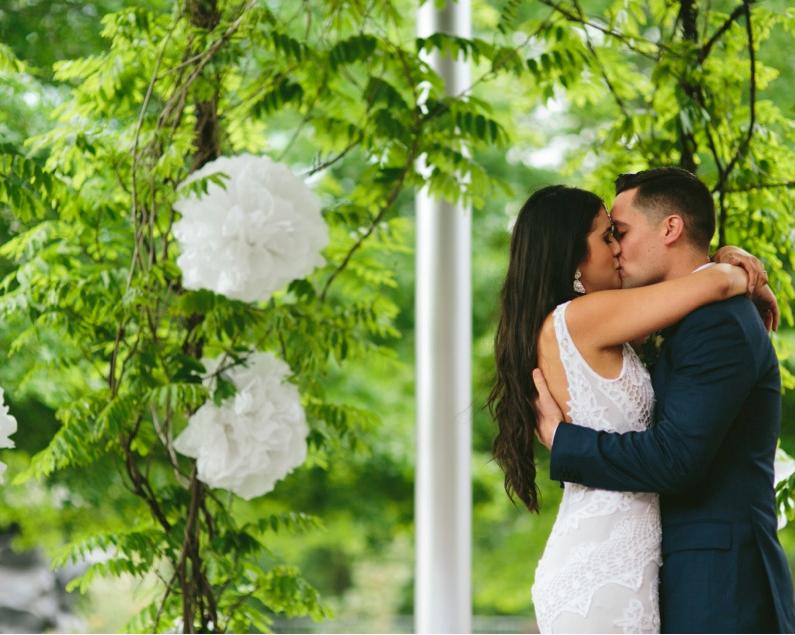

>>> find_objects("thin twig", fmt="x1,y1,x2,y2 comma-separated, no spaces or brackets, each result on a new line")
572,0,656,161
124,417,172,532
129,18,179,292
154,567,180,632
704,124,725,177
304,134,363,177
158,2,255,131
724,181,795,193
108,322,127,393
538,0,675,60
151,405,190,487
717,187,728,247
319,162,411,300
275,90,318,163
698,1,752,63
717,0,756,186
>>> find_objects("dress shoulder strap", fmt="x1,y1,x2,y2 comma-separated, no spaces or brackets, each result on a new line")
552,301,577,375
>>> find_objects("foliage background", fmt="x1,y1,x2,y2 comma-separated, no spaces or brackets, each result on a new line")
1,0,795,632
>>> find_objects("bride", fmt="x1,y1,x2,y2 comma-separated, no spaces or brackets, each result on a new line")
486,184,772,633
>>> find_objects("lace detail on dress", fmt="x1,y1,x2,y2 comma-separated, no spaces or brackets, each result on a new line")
614,598,658,634
555,484,639,535
533,501,661,633
531,301,661,633
552,300,654,435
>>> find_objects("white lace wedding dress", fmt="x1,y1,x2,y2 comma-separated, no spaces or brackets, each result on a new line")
531,301,662,633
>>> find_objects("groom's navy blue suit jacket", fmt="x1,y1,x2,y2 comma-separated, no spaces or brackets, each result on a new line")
551,295,795,633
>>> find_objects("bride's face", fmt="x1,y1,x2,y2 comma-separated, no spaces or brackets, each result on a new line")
578,208,622,292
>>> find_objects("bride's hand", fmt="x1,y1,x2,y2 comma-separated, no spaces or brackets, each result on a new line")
751,283,780,332
712,245,768,294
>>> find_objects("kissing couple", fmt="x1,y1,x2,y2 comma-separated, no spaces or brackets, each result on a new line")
488,167,795,633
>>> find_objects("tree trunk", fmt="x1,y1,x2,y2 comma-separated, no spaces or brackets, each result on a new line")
188,0,221,170
677,0,699,173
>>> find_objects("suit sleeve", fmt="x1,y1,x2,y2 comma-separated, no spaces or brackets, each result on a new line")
549,307,756,494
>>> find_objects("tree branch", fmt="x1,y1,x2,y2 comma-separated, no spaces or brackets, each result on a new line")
304,133,363,177
677,0,699,172
572,0,656,161
724,181,795,193
538,0,674,60
124,418,172,533
319,163,411,301
698,1,752,63
718,1,756,187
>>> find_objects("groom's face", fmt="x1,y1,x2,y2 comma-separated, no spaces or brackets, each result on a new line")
610,188,667,288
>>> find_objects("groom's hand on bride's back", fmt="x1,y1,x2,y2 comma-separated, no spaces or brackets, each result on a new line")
532,368,564,450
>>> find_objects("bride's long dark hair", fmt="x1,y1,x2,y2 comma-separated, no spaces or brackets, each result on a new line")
487,185,605,512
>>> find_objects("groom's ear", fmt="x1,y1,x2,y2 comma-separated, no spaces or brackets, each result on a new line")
661,214,685,246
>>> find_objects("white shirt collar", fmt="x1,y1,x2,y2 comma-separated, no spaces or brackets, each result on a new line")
693,262,715,273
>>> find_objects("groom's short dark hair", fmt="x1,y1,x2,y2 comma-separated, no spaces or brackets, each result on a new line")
615,167,715,250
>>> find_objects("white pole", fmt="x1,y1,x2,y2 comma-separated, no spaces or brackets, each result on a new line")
415,1,472,633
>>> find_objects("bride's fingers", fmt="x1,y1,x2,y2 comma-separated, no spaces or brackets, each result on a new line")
737,262,755,293
733,255,764,294
760,285,780,332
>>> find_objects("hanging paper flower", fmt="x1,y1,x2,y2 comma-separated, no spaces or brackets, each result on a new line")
172,153,328,302
0,388,18,484
173,352,309,500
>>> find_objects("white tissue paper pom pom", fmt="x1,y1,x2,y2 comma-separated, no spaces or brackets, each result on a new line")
0,388,18,485
173,352,309,499
172,153,328,303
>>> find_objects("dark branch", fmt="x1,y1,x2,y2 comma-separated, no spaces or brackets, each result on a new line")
123,418,172,533
724,181,795,193
698,2,752,63
574,1,624,111
717,188,728,247
319,163,410,301
305,134,363,177
718,1,756,186
677,0,699,172
538,0,674,60
704,125,725,177
571,0,657,161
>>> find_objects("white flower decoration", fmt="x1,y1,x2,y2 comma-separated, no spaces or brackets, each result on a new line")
172,153,328,303
173,352,309,499
0,388,18,485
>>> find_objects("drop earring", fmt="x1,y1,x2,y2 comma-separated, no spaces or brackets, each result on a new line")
573,269,586,294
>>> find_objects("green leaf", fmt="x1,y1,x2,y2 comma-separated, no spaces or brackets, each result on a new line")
329,34,378,68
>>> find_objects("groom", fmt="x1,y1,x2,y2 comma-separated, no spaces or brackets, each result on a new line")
533,167,795,633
